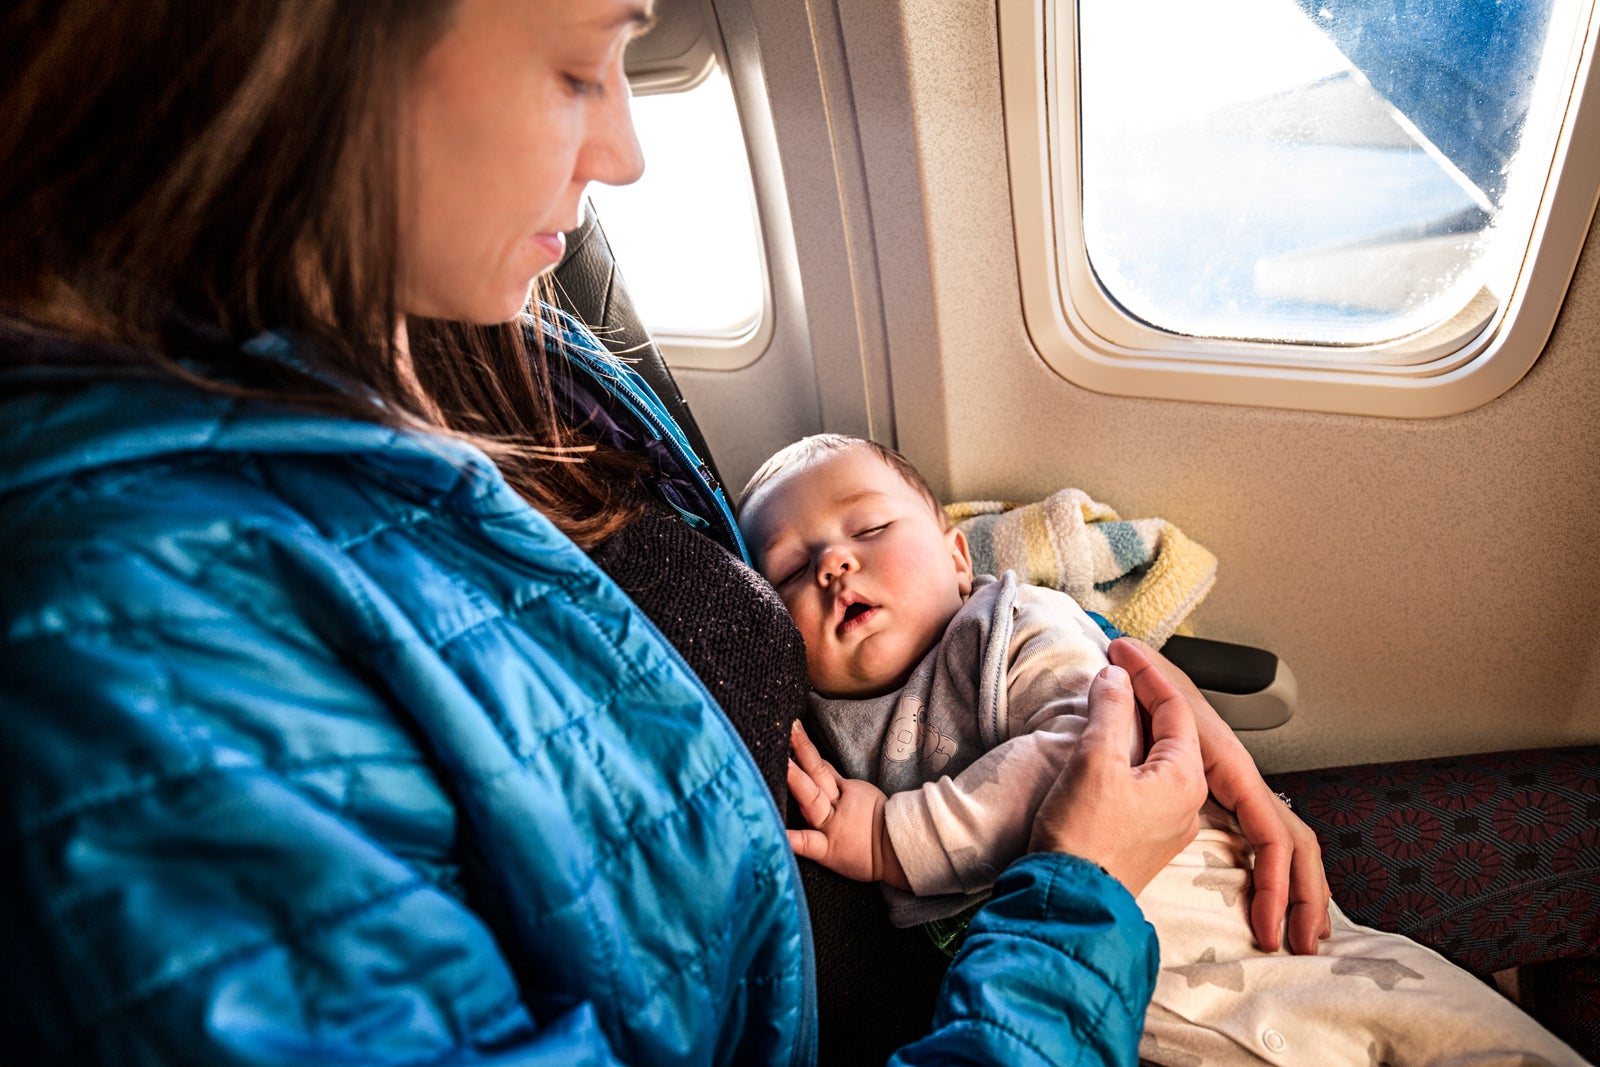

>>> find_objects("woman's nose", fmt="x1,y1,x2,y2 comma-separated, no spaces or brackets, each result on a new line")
580,57,646,189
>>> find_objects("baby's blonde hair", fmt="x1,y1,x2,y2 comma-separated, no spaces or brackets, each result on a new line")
738,433,948,528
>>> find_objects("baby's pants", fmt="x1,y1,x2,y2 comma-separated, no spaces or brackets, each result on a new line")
1135,822,1588,1067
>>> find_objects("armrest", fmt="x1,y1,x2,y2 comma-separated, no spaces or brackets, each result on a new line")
1160,634,1296,729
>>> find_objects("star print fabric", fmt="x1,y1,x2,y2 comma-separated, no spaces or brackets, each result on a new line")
1134,804,1588,1066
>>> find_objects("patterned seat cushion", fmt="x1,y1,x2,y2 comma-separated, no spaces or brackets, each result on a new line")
1267,745,1600,1060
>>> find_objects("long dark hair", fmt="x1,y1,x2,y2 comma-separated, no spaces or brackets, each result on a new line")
0,0,641,546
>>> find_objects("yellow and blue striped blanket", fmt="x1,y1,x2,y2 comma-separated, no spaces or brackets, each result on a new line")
945,488,1216,649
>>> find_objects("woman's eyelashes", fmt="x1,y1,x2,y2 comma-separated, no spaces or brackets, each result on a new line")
563,72,606,98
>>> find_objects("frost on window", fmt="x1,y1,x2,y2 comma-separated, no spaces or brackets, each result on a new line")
1076,0,1568,347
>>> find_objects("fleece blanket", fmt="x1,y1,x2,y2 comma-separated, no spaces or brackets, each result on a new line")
944,487,1216,649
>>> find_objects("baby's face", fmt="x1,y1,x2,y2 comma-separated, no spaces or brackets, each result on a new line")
742,447,972,698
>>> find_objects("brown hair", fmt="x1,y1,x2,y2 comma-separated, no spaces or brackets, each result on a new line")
738,433,947,527
0,0,640,546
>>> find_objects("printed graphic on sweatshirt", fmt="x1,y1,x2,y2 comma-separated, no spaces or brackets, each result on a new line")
883,694,955,774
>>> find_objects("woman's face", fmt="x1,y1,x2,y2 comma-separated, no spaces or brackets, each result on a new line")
399,0,650,324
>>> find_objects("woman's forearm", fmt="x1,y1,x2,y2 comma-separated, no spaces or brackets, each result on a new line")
890,854,1156,1067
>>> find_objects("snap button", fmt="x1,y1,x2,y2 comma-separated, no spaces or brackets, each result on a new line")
1262,1029,1287,1053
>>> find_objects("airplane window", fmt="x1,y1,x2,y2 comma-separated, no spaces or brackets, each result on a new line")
585,67,766,343
998,0,1600,415
1078,0,1569,346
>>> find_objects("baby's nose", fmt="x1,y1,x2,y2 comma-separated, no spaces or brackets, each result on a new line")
818,547,856,582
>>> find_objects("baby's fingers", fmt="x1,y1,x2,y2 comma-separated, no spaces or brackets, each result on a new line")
790,720,841,802
787,827,831,863
790,719,825,771
787,758,835,829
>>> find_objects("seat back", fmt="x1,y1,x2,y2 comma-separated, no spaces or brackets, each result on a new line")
550,200,725,490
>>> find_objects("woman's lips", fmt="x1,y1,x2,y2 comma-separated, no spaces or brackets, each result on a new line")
531,231,567,261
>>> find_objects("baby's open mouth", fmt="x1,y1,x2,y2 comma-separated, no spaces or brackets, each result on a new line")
837,601,878,635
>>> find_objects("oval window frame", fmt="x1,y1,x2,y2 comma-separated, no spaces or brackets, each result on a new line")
998,0,1600,416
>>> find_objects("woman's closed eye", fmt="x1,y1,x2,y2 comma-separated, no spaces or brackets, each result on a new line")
563,72,606,98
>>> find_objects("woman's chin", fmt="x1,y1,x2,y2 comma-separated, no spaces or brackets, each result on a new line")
465,284,541,325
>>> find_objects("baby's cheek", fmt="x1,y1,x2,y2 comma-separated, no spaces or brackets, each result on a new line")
782,601,818,647
803,641,840,690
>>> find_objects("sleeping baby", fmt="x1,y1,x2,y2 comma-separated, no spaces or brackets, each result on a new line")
739,433,1584,1067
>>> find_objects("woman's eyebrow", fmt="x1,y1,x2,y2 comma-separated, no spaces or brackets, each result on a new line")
594,4,655,34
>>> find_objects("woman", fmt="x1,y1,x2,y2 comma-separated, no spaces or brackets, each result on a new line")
0,1,1318,1063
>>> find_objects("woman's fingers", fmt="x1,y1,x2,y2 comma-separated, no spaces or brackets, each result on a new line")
1248,830,1291,952
1225,784,1297,951
1030,655,1208,896
1028,666,1136,858
1240,807,1330,954
1116,638,1336,952
1075,661,1139,768
1284,813,1333,953
1111,640,1202,786
1228,791,1332,954
790,720,841,802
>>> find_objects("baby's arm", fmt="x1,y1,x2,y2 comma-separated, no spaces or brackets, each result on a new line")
888,595,1123,898
787,720,911,889
787,716,1087,897
788,589,1124,898
887,721,1082,897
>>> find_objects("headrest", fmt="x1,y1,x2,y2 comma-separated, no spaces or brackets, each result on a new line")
551,200,724,490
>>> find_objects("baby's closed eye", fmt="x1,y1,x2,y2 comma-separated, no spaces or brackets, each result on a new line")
773,563,806,587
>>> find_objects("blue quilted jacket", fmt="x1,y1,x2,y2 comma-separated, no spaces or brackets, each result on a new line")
0,314,1157,1065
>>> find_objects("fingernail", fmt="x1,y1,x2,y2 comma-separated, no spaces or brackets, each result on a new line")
1100,665,1129,685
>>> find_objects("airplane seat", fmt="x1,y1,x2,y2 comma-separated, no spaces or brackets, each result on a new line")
549,198,723,492
550,196,955,1062
1265,746,1600,1056
550,205,1600,1062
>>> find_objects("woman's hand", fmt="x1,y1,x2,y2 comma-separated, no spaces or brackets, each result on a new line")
1130,638,1332,954
787,720,910,888
1028,641,1207,897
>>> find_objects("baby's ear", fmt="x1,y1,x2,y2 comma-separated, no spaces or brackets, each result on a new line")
949,527,974,595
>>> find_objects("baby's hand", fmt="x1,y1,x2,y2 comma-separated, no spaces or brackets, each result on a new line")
787,721,908,887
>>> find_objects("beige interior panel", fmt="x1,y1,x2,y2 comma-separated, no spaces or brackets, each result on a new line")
884,0,1600,773
695,0,1600,774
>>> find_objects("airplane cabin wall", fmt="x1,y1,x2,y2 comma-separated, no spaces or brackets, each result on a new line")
688,0,1600,774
